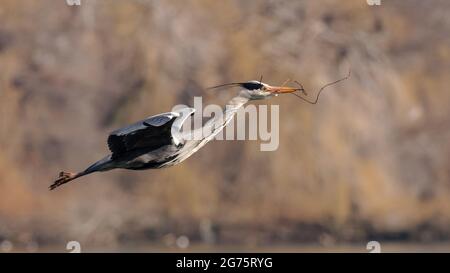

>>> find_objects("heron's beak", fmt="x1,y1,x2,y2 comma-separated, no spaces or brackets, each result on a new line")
266,85,299,94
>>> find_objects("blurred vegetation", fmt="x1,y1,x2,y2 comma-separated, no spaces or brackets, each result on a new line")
1,0,450,251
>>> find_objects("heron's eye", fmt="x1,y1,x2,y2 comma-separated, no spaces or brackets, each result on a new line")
241,82,263,90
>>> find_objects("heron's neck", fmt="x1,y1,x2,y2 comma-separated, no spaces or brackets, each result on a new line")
180,91,250,151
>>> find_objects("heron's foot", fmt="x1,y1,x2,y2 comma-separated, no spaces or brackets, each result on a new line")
49,171,77,190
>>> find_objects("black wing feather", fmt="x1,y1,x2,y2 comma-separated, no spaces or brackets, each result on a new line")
107,113,176,158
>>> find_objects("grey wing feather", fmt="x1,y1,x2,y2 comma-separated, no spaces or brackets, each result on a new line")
110,112,177,136
143,114,174,127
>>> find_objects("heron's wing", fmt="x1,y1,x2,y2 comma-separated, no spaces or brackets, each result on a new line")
107,112,178,158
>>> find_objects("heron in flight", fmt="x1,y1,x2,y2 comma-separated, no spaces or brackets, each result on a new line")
50,72,349,190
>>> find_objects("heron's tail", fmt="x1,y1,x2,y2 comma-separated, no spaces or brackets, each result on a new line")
49,155,113,190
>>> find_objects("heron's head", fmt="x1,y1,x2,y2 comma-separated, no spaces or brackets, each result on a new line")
208,80,300,100
209,69,351,103
238,80,300,100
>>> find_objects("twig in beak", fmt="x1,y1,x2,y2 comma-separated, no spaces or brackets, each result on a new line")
280,78,291,87
291,69,351,105
293,81,308,96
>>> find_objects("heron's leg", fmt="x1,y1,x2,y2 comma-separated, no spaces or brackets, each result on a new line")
49,155,113,190
49,171,82,190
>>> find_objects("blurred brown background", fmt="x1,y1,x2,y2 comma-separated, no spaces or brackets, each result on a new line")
1,0,450,252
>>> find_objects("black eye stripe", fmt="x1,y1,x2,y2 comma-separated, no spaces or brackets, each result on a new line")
241,82,263,90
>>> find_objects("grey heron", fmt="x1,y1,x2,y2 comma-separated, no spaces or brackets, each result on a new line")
50,73,349,190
